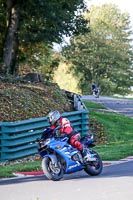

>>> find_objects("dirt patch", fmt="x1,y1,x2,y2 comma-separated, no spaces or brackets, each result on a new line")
0,81,73,122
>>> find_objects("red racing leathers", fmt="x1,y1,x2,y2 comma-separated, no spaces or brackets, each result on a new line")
50,117,83,151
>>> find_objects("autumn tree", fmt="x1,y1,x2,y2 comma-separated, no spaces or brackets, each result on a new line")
63,4,133,95
0,0,88,76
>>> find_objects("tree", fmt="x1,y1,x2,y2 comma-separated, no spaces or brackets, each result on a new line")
0,0,88,76
63,4,133,95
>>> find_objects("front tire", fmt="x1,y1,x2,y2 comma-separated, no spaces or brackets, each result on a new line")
42,156,64,181
84,150,103,176
95,93,99,98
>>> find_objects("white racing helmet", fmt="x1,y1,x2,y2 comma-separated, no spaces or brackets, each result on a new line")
48,110,61,125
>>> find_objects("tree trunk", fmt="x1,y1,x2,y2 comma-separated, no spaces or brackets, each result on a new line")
1,0,20,75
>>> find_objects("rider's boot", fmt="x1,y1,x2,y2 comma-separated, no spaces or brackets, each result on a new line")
81,148,96,162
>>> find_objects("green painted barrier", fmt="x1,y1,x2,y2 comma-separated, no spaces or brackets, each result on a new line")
0,110,89,162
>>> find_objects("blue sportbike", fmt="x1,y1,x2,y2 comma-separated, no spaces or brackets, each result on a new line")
37,126,103,181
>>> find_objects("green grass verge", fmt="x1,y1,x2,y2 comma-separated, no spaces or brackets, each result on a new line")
85,101,133,161
83,100,106,109
0,160,42,178
94,141,133,161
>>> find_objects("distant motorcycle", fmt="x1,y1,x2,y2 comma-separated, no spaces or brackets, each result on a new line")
92,88,100,98
37,126,103,181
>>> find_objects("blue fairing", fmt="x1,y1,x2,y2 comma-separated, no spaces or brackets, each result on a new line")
52,138,83,173
38,127,96,174
38,127,103,180
39,136,83,173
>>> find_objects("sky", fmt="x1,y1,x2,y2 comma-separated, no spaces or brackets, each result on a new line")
86,0,133,27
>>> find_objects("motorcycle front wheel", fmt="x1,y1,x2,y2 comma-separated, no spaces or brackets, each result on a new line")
93,92,99,98
42,156,64,181
84,150,103,176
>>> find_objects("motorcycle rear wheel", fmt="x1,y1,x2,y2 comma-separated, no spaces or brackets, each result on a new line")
84,150,103,176
42,156,64,181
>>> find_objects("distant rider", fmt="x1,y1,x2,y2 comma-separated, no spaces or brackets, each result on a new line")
92,84,99,96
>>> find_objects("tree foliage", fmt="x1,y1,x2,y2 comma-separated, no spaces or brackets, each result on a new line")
63,4,133,95
0,0,88,76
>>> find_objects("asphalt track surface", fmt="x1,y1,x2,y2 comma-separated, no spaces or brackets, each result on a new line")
82,95,133,118
0,160,133,200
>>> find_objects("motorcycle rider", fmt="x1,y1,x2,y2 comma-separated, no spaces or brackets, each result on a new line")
47,110,92,160
92,83,99,96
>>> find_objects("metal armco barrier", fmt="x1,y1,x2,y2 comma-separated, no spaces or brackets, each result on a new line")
73,94,87,110
0,110,89,162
